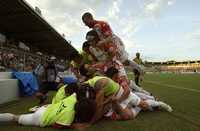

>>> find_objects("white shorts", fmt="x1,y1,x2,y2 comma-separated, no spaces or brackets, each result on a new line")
18,106,46,126
115,87,141,109
112,35,129,62
120,92,141,109
134,92,155,100
104,89,141,117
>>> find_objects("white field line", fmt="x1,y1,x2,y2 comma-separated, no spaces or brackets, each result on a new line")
145,80,200,93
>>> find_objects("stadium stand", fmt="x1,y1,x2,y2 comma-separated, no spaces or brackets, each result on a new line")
145,61,200,73
0,0,77,104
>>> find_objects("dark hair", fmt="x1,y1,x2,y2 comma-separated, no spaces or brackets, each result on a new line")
123,60,130,66
86,30,100,42
65,83,79,95
82,12,93,20
77,83,96,100
75,98,96,123
82,41,91,50
105,67,119,78
79,64,89,77
69,51,81,61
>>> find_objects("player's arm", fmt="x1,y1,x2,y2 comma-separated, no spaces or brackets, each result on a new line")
90,79,109,124
112,100,134,120
94,26,113,45
117,79,130,103
98,36,113,45
90,89,104,124
89,62,106,71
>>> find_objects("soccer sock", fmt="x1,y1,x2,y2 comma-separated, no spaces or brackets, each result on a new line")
131,107,141,117
0,113,14,122
145,99,160,107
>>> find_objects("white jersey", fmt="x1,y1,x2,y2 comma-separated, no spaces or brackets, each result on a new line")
112,34,129,62
129,80,151,95
110,59,128,79
89,46,108,62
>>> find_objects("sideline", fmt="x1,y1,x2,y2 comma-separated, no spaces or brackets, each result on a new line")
144,80,200,93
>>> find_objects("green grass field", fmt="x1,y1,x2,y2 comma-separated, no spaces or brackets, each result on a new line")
0,73,200,131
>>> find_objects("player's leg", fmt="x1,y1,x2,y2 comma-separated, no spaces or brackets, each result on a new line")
134,92,155,100
130,107,141,118
112,101,134,120
0,113,16,122
129,80,151,95
125,92,172,112
18,106,46,126
134,69,140,86
0,106,46,126
144,99,173,112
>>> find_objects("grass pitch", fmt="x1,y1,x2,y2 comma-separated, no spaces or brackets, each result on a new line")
0,73,200,131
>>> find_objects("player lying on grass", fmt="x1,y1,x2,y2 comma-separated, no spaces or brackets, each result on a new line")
0,93,96,129
81,75,172,123
103,67,172,120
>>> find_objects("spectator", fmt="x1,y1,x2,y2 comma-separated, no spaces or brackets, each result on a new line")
35,57,59,105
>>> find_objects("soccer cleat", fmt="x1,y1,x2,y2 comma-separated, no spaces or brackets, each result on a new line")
158,101,173,112
0,113,14,122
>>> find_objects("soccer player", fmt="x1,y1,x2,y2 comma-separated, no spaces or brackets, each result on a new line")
81,41,97,64
85,30,109,62
104,67,172,115
105,66,150,95
82,12,128,62
52,83,78,104
0,93,96,129
85,29,144,77
68,51,86,82
83,76,130,123
133,52,144,86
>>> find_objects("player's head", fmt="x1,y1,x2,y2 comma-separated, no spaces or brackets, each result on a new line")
75,98,96,123
105,67,119,80
77,83,96,100
123,60,130,66
82,41,91,53
65,83,79,95
79,64,94,78
86,30,100,44
136,52,140,58
82,12,95,28
69,51,82,64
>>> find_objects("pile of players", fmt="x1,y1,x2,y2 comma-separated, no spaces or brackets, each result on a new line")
0,12,172,129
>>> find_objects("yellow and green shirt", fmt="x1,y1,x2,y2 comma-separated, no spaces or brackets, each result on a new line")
133,58,143,65
41,93,77,127
52,85,69,104
85,76,120,96
80,50,94,64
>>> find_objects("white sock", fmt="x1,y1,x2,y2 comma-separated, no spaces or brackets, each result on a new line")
145,99,160,107
131,107,141,117
0,113,14,122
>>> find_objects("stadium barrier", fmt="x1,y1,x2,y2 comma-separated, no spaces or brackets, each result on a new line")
0,78,19,104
